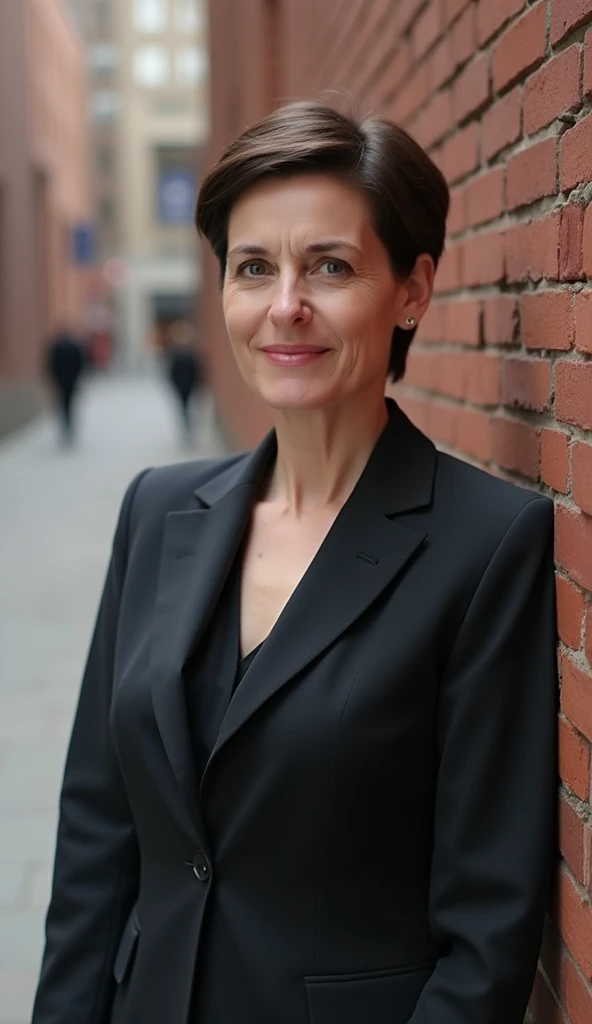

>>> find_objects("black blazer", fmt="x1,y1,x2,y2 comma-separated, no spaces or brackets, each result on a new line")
32,400,557,1024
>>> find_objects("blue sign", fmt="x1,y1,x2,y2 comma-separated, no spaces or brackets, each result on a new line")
72,224,95,265
158,170,196,224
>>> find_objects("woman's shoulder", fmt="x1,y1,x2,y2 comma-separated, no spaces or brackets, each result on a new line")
122,452,250,524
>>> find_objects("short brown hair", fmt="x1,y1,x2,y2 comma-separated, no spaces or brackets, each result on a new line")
196,101,449,381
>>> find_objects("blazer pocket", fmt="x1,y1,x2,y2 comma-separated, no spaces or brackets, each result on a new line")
113,906,140,985
304,961,434,1024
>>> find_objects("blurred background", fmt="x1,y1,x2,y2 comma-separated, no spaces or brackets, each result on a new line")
2,1,592,1021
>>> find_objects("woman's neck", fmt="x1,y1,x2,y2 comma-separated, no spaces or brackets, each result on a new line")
264,394,389,516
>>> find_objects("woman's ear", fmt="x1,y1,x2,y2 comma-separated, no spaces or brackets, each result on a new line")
399,253,436,329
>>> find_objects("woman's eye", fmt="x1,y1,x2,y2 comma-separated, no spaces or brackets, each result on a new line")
321,260,347,275
240,261,267,277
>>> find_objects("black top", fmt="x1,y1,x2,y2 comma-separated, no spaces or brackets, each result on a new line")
184,554,263,777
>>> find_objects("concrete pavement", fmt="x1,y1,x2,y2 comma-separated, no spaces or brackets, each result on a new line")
0,373,225,1022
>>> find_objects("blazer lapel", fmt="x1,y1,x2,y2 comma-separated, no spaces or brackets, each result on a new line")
150,434,276,819
201,400,437,791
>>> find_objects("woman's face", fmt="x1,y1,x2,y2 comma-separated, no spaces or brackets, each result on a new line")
222,173,417,412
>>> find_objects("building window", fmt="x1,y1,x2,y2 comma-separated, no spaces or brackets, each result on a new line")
174,47,207,86
174,0,201,33
134,0,167,33
89,43,119,74
134,46,169,87
90,90,121,121
155,147,196,224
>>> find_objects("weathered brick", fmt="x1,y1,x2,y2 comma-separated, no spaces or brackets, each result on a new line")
481,86,522,161
429,36,456,90
447,185,466,235
556,505,592,592
521,292,575,351
506,137,557,209
559,715,591,801
505,212,561,283
452,52,490,123
584,205,592,278
585,30,592,97
556,360,592,430
456,406,493,461
575,290,592,354
551,0,592,46
442,298,481,345
477,0,525,46
560,205,586,282
412,0,442,61
412,89,453,148
556,574,585,646
501,356,552,412
464,351,501,405
492,2,547,93
483,295,518,345
541,429,570,493
440,121,480,183
466,167,505,227
450,2,476,68
434,243,462,293
561,652,592,747
492,416,539,478
560,795,585,884
462,232,505,286
561,112,592,192
524,46,582,135
561,955,592,1024
443,0,472,28
572,442,592,517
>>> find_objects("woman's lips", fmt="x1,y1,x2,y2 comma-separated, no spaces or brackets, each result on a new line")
261,345,330,367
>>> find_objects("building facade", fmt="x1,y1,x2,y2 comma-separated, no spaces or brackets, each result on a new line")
204,4,592,1023
0,0,90,436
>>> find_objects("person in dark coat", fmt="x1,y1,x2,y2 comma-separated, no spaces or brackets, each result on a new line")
31,103,557,1024
46,326,86,443
165,320,201,440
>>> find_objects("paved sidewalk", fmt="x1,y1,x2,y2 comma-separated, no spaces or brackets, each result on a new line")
0,373,225,1022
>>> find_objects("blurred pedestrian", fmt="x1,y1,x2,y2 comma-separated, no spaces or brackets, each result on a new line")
45,325,86,444
164,319,201,441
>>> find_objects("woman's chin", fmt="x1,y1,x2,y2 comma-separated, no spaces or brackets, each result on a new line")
252,377,343,412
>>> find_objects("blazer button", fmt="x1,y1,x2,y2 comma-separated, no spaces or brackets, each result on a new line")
192,851,210,882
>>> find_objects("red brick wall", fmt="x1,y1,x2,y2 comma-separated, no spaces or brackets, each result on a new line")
204,7,592,1017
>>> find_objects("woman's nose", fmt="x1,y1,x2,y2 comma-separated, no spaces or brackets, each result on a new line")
267,279,312,327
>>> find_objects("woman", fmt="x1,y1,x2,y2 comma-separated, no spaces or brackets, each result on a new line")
32,103,557,1024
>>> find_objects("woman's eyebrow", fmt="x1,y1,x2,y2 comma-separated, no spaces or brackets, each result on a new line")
227,240,361,259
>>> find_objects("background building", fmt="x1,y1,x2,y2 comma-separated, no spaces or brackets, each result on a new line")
203,4,592,1023
0,0,91,436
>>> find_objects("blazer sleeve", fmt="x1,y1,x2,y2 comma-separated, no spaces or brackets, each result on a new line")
31,468,151,1024
407,496,558,1024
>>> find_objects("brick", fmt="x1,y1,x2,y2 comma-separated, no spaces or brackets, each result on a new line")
452,53,490,124
524,46,582,135
412,1,442,61
438,350,466,400
477,0,525,46
493,2,547,93
466,167,505,228
392,64,430,123
447,185,466,235
481,86,522,162
456,406,493,461
465,352,501,405
405,350,440,392
505,212,561,283
462,232,505,286
559,716,591,800
492,416,539,478
585,30,592,97
501,356,551,412
506,137,557,209
556,575,586,647
442,298,481,345
412,89,453,148
430,36,456,90
560,795,585,884
551,0,592,46
562,652,592,747
560,205,586,281
561,955,592,1024
441,121,479,183
443,0,472,28
450,2,476,68
561,112,592,192
556,868,592,981
483,295,518,345
556,360,592,430
427,399,460,448
556,505,592,592
521,292,575,351
416,302,444,343
434,243,462,293
587,605,592,670
541,430,570,493
572,443,592,517
584,205,592,278
586,825,592,897
575,290,592,354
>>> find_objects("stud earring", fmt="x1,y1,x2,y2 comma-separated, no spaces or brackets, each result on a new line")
405,316,416,327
